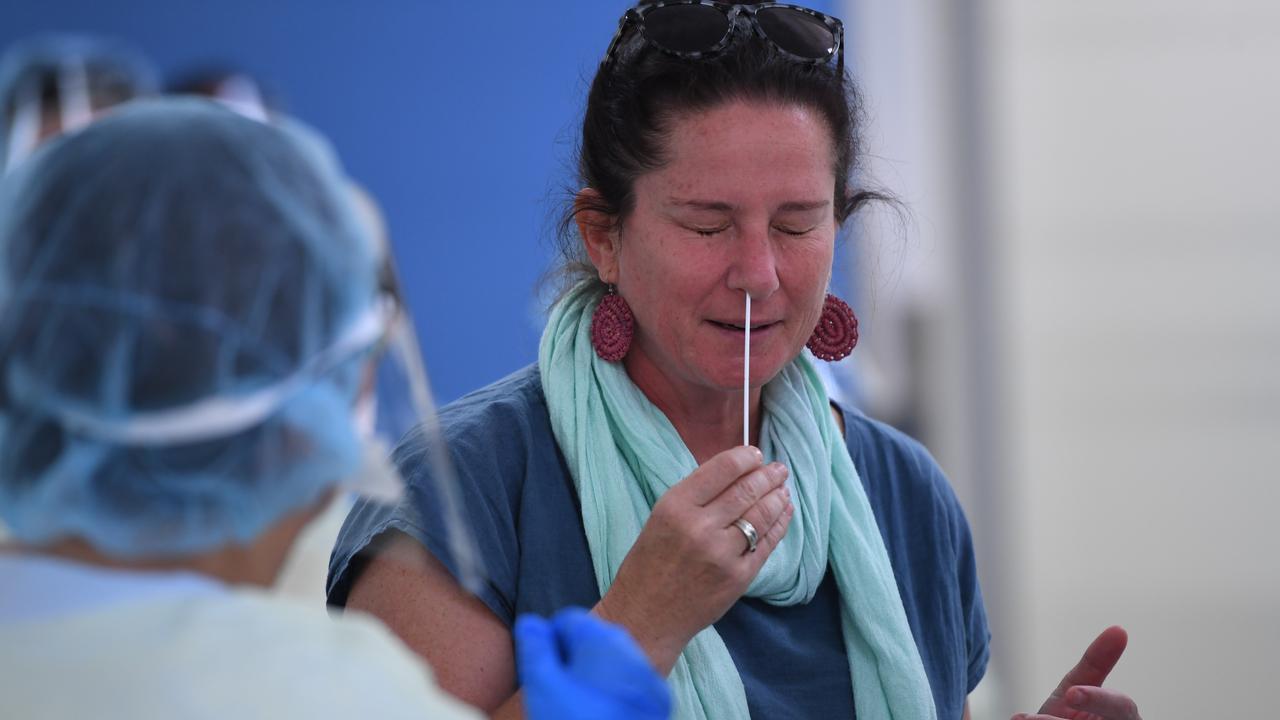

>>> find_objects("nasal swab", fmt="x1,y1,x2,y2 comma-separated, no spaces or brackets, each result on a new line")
743,292,751,447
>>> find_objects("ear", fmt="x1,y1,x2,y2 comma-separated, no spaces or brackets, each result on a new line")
575,188,621,285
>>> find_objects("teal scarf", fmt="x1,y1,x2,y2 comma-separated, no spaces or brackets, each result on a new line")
539,282,936,720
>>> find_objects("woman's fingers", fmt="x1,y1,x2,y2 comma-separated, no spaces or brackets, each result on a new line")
1012,711,1139,720
752,501,794,562
677,446,765,506
1065,686,1142,719
731,482,790,553
1018,627,1138,720
1051,626,1128,695
706,461,789,524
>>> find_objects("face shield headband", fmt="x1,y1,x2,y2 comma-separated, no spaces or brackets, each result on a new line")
13,300,390,447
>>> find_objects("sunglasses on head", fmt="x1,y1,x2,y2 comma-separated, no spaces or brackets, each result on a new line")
602,1,844,75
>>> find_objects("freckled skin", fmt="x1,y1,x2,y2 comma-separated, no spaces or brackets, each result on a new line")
614,100,837,411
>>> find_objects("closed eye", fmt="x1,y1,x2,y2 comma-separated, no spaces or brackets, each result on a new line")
775,225,817,236
689,225,730,237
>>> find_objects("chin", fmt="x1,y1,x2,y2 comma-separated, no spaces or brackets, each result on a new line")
703,356,793,392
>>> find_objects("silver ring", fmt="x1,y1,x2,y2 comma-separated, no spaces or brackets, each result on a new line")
731,518,759,554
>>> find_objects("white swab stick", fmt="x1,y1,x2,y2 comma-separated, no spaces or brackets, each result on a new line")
743,293,751,447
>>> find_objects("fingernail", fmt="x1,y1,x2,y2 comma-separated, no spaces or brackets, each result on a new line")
1067,688,1086,706
751,446,764,462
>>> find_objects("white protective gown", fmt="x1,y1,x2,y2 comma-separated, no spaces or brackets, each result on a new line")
0,554,481,720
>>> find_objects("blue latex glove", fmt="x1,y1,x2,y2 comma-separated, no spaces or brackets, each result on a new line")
516,607,671,720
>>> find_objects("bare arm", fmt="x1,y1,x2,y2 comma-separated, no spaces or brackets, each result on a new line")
346,531,520,714
348,446,791,715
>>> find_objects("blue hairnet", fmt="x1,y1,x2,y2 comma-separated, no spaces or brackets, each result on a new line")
0,35,158,171
0,98,380,558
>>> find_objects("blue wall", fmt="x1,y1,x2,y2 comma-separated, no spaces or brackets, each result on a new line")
2,0,840,403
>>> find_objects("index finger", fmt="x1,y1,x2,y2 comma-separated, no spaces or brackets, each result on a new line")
1052,625,1128,693
674,446,764,506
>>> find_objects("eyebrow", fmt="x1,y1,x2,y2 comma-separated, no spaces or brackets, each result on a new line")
665,199,831,212
776,200,831,212
666,199,734,212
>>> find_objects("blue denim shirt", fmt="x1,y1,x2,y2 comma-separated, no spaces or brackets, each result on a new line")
329,365,990,719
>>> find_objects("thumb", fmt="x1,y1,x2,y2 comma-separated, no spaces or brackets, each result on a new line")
515,614,566,689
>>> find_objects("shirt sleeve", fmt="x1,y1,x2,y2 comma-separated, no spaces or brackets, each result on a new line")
947,476,991,694
326,411,523,627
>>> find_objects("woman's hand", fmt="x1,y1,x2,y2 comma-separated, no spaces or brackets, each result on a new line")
516,608,671,720
1013,626,1142,720
594,445,793,673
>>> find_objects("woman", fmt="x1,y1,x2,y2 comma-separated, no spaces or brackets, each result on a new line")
0,98,668,720
329,4,1141,719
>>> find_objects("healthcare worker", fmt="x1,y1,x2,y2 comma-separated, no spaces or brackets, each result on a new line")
0,98,670,720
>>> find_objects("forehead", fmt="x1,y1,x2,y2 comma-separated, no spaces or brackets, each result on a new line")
648,100,837,200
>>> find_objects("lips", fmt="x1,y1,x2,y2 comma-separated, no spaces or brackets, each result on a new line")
709,319,781,332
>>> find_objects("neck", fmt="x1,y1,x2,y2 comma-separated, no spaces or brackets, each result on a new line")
17,492,329,588
624,350,763,464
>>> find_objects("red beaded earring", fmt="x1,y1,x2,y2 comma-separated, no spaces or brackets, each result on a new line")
806,293,859,361
590,285,634,361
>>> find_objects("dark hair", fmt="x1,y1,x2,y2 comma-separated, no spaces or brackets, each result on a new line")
2,60,144,124
552,5,888,294
166,68,283,115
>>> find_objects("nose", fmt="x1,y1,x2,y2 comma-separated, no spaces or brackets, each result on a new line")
726,222,780,300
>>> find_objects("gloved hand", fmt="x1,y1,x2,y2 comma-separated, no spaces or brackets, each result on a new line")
516,607,671,720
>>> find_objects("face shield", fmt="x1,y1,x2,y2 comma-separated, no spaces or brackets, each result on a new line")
354,281,486,594
334,176,487,594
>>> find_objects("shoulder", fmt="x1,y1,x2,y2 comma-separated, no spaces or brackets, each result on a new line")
393,364,556,482
329,366,569,603
435,364,548,441
334,365,574,619
841,408,955,503
444,364,549,422
0,592,483,720
838,405,967,549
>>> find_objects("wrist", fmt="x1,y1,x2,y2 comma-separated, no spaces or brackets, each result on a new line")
592,591,688,676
